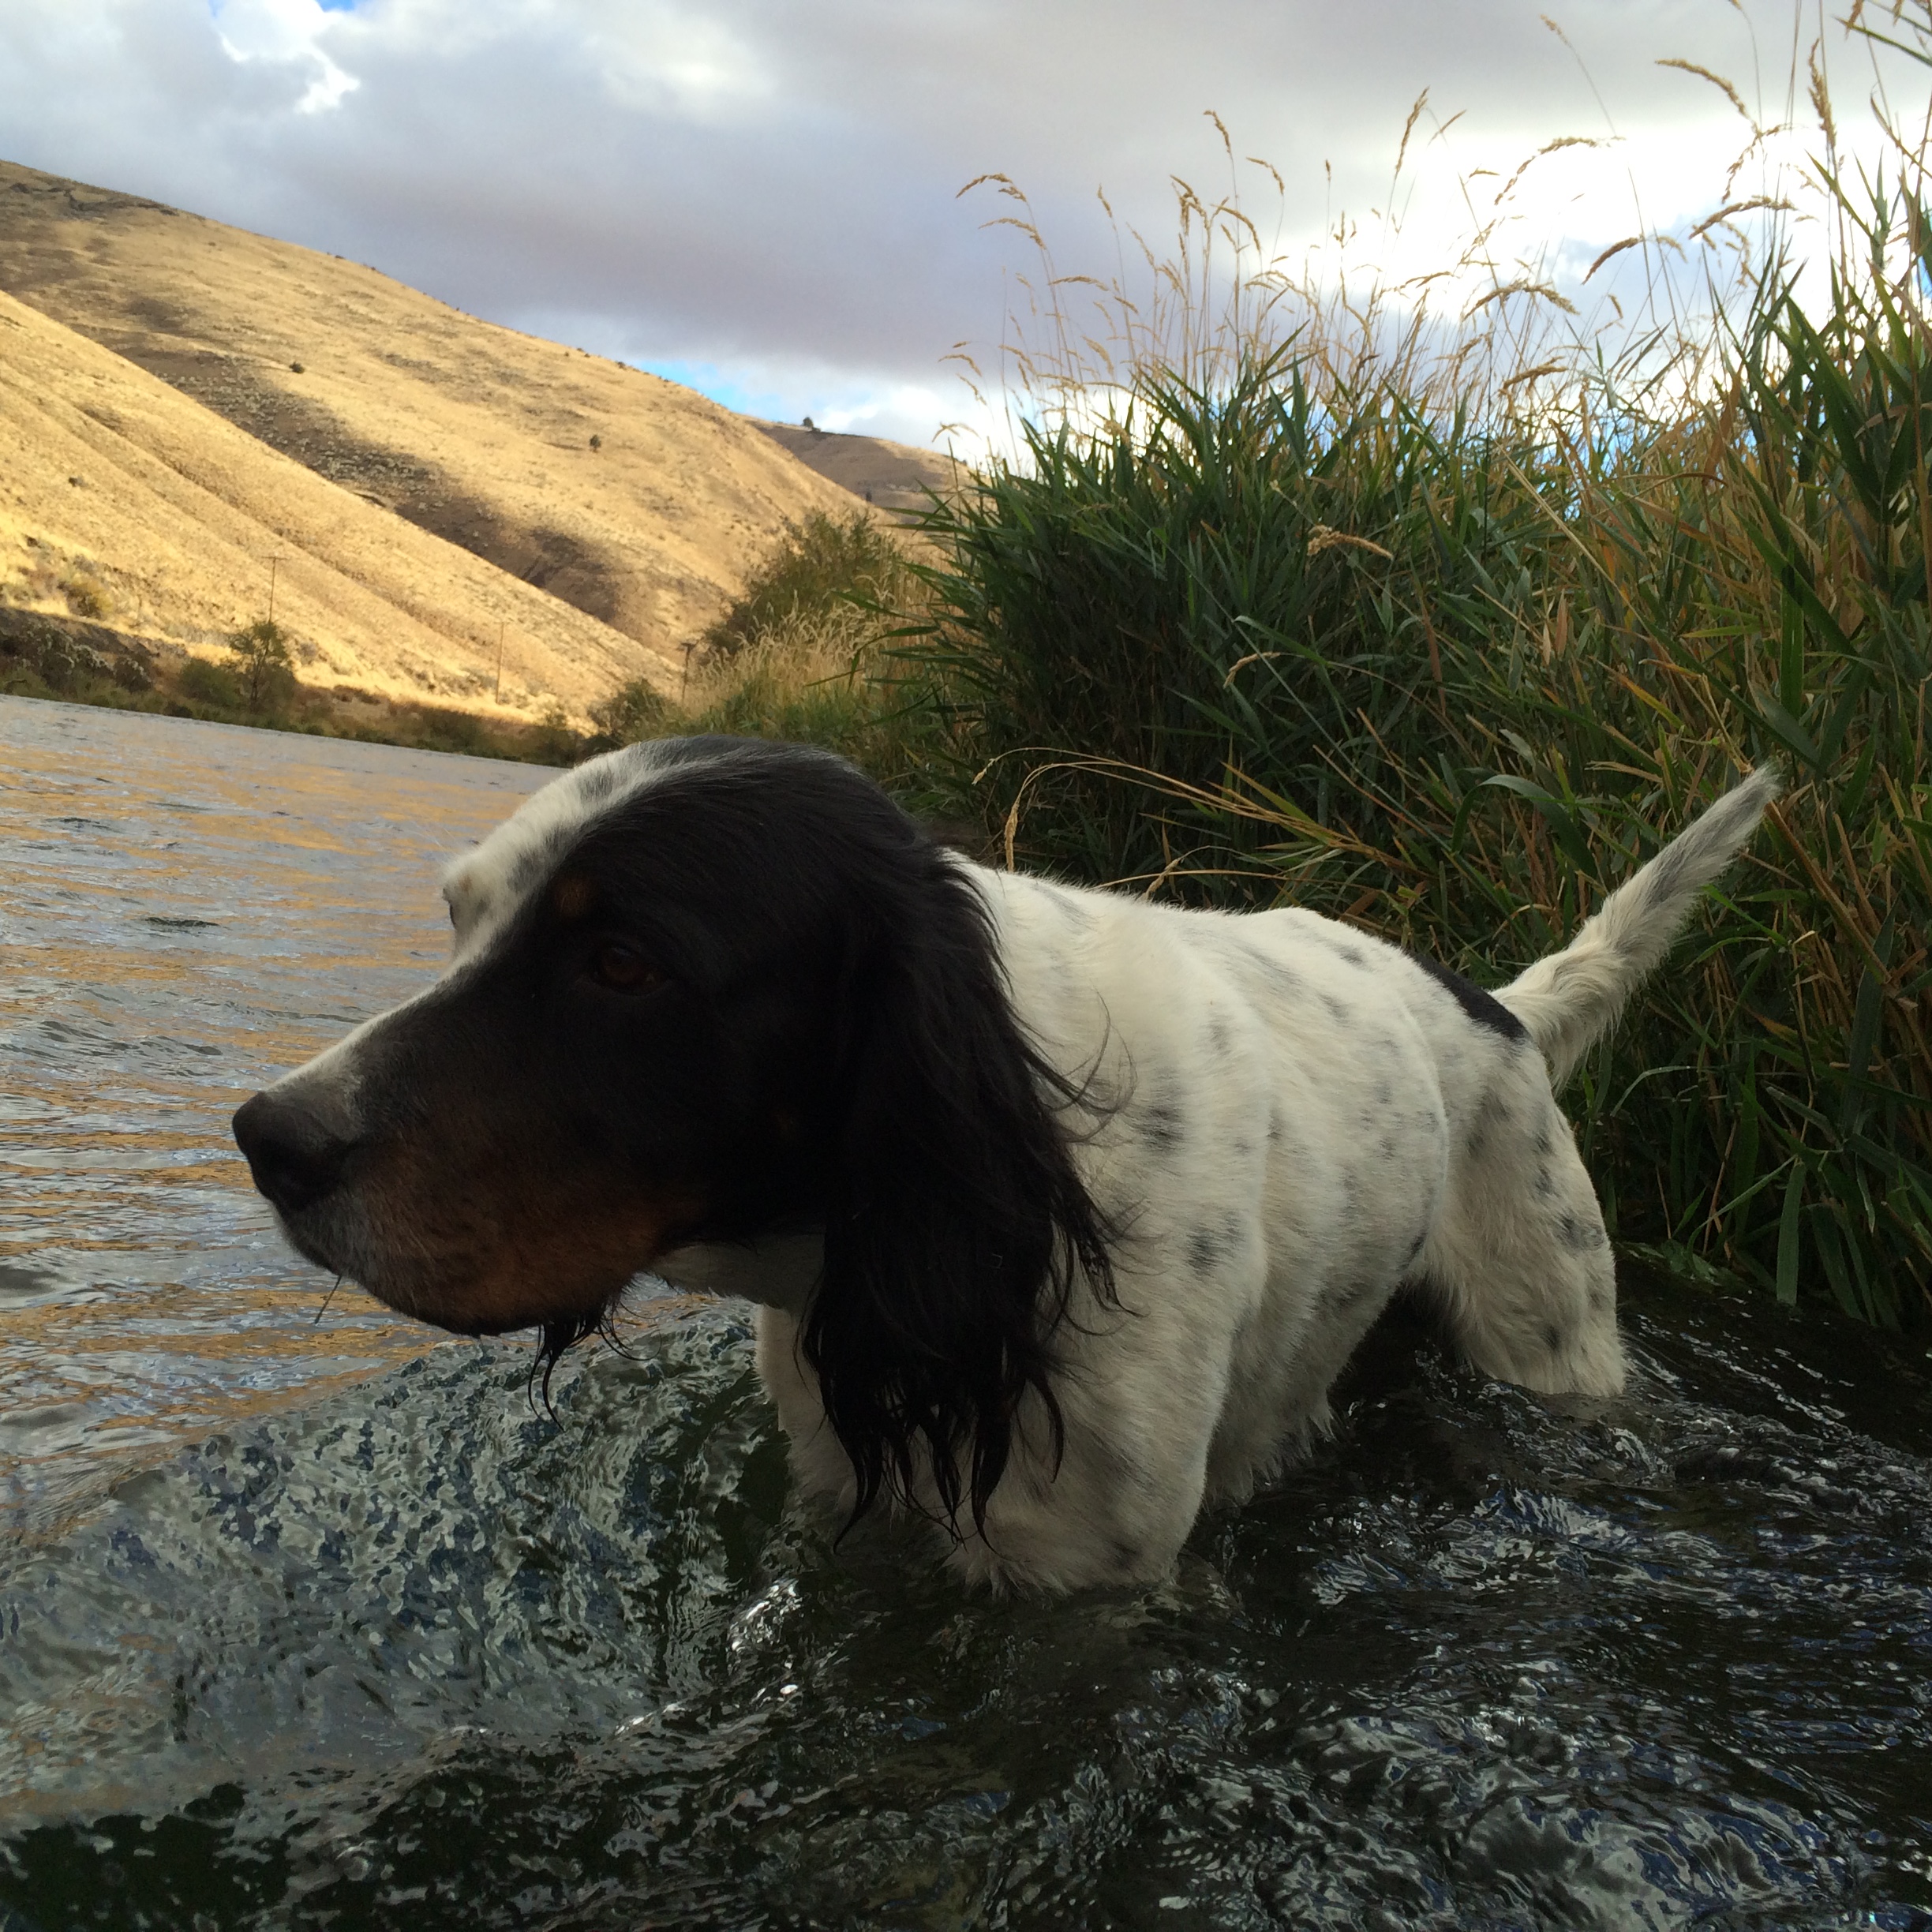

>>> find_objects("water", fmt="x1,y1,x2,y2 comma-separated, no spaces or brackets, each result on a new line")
2,695,1930,1930
0,697,552,1522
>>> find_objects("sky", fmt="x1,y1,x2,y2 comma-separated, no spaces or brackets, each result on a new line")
0,0,1922,448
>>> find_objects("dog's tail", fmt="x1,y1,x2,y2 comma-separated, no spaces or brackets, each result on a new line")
1498,767,1781,1087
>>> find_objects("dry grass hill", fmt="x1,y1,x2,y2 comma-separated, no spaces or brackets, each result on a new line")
0,288,650,718
752,419,956,513
0,158,944,720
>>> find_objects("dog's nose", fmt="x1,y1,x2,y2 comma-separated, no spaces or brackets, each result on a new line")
233,1091,353,1215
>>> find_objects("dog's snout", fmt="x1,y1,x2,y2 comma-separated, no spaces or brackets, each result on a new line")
233,1090,354,1215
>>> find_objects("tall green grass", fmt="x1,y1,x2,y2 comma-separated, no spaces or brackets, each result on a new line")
580,14,1930,1324
885,16,1932,1324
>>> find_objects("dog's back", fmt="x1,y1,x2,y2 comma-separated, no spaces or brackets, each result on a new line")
896,769,1783,1586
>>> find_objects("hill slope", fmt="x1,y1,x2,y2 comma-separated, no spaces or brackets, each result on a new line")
0,159,857,670
0,288,652,717
753,420,957,513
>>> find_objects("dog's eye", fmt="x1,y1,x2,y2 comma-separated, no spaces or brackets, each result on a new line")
590,943,663,993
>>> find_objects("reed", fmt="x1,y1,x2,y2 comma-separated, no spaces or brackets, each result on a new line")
886,8,1932,1323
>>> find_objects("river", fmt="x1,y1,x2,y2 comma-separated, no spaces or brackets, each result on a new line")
2,695,1929,1930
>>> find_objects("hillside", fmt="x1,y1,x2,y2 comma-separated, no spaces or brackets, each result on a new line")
0,159,860,683
753,420,957,512
0,288,653,719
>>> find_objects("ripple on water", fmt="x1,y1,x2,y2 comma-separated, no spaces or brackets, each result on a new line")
0,1292,1926,1930
2,698,1931,1930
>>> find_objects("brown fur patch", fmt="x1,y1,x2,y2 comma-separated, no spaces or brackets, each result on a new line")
342,1144,702,1335
550,872,597,921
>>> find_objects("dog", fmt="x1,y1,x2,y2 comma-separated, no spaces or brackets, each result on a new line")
233,737,1777,1593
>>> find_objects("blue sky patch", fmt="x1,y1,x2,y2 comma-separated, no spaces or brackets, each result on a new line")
640,360,792,423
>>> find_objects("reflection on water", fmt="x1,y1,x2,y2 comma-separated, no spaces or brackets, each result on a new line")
2,695,1930,1930
0,695,550,1515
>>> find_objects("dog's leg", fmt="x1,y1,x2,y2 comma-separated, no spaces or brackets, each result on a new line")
754,1306,866,1519
1415,1071,1626,1398
754,1303,1222,1593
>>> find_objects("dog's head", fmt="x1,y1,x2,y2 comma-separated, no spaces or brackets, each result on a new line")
233,736,1112,1527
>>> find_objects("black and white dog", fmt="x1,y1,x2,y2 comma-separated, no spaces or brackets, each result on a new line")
234,738,1777,1593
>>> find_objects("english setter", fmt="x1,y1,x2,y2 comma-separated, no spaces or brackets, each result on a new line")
234,739,1777,1593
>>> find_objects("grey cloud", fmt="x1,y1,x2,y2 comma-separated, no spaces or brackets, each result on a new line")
0,0,1893,443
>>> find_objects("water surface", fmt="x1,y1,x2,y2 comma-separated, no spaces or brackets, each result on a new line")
0,696,550,1517
2,696,1930,1930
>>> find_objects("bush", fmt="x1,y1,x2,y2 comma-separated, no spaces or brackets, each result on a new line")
62,573,109,620
225,619,298,713
180,658,243,709
583,514,940,780
6,622,104,694
702,510,912,658
0,616,57,668
686,604,898,757
586,678,675,753
410,708,490,756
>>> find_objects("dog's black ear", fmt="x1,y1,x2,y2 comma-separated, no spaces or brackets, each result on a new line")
802,849,1115,1537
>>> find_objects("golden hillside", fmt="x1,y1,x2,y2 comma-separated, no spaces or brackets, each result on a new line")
752,419,957,513
0,287,651,718
0,159,859,690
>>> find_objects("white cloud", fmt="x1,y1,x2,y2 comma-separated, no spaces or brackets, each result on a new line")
208,0,358,112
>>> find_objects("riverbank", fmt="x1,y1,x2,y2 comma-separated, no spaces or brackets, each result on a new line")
0,605,580,764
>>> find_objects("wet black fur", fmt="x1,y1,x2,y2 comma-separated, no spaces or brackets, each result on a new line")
1409,953,1529,1044
528,739,1119,1533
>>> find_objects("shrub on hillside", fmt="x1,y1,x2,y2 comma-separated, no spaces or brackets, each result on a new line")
180,658,243,710
702,510,911,658
0,617,105,695
62,573,109,620
110,651,152,693
225,619,298,713
0,615,53,665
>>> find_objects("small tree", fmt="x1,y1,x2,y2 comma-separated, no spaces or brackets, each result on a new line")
586,676,673,752
226,619,297,713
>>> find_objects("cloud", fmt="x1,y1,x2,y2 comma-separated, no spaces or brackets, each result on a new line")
0,0,1915,445
211,0,359,110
